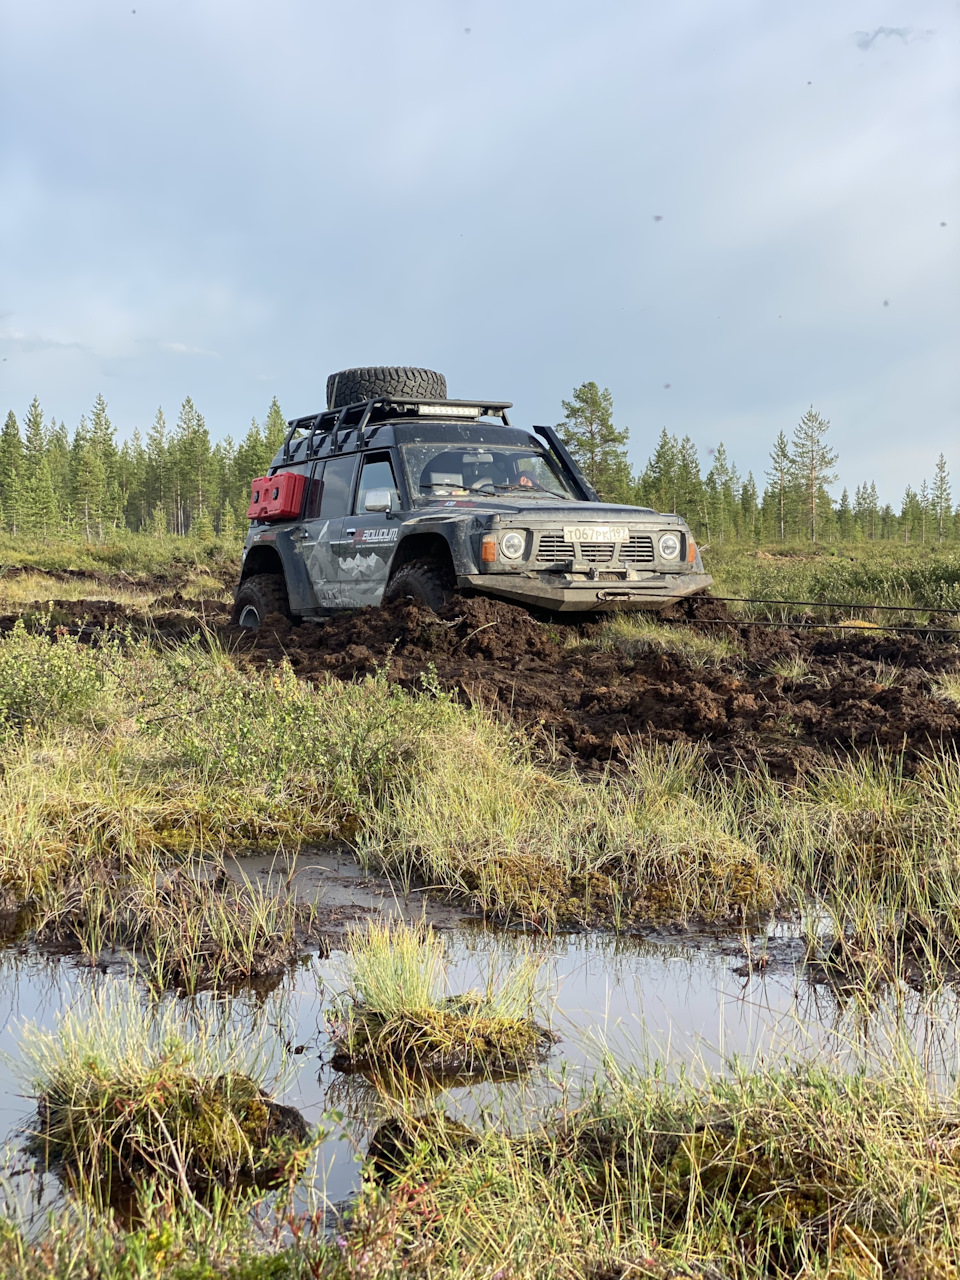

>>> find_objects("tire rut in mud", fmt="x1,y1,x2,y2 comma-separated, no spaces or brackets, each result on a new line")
226,597,960,777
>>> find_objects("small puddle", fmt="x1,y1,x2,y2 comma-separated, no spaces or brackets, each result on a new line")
2,914,960,1223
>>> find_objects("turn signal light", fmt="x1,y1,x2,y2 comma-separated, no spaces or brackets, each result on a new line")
687,538,697,563
481,534,497,563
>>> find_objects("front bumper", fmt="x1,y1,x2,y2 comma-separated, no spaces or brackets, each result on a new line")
458,572,714,612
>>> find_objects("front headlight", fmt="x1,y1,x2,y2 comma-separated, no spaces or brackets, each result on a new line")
500,531,526,560
659,533,681,560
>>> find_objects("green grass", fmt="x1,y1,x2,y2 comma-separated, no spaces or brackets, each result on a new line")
17,989,314,1209
336,1049,960,1279
588,612,740,666
9,1050,958,1278
707,541,960,619
0,533,242,581
328,920,551,1079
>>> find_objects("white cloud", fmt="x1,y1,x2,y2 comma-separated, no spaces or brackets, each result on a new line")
160,342,220,358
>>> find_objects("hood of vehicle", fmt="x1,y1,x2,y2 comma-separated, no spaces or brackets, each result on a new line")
418,497,685,525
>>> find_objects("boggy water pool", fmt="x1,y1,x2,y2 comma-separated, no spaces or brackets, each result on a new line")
1,874,959,1225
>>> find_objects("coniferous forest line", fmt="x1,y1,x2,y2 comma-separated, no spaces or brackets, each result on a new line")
1,385,956,546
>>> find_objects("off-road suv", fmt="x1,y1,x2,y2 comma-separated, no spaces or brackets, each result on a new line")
233,366,711,627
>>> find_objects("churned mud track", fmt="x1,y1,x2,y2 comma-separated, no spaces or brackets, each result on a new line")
227,597,960,776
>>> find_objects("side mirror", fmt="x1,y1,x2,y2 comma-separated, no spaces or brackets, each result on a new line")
364,488,393,513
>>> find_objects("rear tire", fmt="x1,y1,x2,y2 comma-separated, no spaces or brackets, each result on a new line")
382,561,453,612
326,366,447,410
232,574,291,629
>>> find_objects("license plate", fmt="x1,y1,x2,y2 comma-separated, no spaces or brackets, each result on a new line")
562,525,628,543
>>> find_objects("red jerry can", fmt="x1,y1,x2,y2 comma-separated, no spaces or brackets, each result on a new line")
246,471,306,521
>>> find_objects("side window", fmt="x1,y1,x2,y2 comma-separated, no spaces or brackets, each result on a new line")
317,454,358,519
304,462,324,519
356,454,400,513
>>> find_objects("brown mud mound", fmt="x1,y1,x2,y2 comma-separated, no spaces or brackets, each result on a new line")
227,598,960,776
0,596,230,640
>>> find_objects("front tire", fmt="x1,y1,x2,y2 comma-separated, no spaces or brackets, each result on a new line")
232,574,291,629
382,561,453,612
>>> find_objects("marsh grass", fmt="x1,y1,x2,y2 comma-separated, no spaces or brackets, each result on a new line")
936,673,960,707
328,920,553,1080
346,1050,960,1279
708,541,960,619
18,990,313,1207
2,604,960,980
35,856,318,992
590,612,741,666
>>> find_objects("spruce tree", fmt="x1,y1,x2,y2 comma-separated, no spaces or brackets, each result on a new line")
557,382,633,503
932,454,951,543
791,407,837,542
764,431,794,540
145,408,169,532
0,410,23,533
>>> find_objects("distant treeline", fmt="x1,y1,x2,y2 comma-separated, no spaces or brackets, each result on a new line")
0,395,286,540
557,382,958,545
1,387,956,544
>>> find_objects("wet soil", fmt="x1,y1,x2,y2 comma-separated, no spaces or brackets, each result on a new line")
4,585,959,776
227,595,960,777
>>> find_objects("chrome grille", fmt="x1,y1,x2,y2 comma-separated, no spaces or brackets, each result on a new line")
620,534,655,564
535,533,574,563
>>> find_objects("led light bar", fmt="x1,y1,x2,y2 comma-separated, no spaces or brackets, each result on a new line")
416,403,482,417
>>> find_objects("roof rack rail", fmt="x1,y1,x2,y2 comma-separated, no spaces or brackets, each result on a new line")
280,396,513,464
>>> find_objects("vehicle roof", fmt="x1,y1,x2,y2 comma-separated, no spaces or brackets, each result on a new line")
271,401,539,472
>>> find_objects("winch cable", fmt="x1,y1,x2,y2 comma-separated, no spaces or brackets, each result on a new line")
684,617,960,636
682,594,960,636
704,595,960,615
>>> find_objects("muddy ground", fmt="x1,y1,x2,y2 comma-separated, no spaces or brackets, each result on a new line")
3,585,959,776
230,596,960,776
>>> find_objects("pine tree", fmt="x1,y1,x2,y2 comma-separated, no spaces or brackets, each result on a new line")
557,382,633,502
0,410,23,533
263,397,287,459
918,479,931,544
145,408,169,531
791,407,837,542
72,416,107,541
764,431,794,540
21,397,58,538
639,429,680,513
705,444,739,544
676,436,705,535
932,454,951,543
46,419,72,526
837,487,855,540
740,472,759,541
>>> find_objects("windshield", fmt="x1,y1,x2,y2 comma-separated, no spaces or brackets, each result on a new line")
401,443,578,501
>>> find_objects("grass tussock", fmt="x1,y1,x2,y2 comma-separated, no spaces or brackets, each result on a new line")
936,673,960,707
18,989,313,1205
590,612,740,666
34,857,318,992
328,920,553,1080
346,1053,960,1279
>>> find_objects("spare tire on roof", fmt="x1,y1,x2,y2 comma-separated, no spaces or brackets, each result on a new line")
326,366,447,411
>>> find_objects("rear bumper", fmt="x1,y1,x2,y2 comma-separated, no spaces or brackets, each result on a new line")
458,572,714,612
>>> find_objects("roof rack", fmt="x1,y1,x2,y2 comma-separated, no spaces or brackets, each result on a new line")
280,396,513,464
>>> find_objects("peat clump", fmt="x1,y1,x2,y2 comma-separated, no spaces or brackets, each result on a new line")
228,597,960,776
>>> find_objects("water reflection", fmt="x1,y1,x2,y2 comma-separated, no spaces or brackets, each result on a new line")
0,923,958,1221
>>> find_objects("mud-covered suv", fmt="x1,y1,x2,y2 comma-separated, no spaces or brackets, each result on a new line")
233,366,711,627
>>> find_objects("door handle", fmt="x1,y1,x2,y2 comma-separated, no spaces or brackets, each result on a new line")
345,528,357,536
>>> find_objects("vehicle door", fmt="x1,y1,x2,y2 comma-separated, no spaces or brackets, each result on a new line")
290,453,358,610
336,451,403,607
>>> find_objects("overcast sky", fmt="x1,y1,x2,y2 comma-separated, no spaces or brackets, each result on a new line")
2,0,957,499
